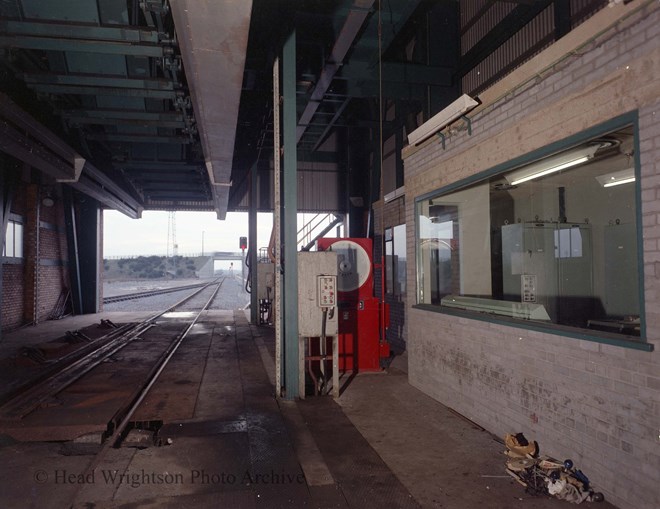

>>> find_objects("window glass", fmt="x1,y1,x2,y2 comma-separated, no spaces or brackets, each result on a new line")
386,224,407,295
13,222,23,258
385,228,394,294
416,125,641,338
393,224,406,295
3,220,23,258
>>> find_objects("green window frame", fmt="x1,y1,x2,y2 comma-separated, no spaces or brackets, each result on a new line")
413,113,650,351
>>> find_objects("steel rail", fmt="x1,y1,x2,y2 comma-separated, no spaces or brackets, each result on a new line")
0,279,222,419
102,281,209,304
67,281,224,508
0,322,135,408
105,280,223,445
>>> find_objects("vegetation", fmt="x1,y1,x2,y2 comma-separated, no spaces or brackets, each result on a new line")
103,255,207,281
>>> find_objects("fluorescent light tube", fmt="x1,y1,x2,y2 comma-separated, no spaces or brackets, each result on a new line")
604,176,635,187
596,168,635,187
506,144,601,186
509,156,590,185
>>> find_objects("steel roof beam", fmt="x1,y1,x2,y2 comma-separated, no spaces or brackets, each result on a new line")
143,203,213,211
139,183,204,191
143,191,208,198
86,133,191,144
64,117,185,129
0,92,83,181
112,161,202,170
0,35,167,57
310,97,350,152
21,73,176,90
27,83,179,99
0,120,75,181
342,61,452,85
70,174,142,218
61,110,184,121
296,0,375,144
0,20,162,43
61,109,186,128
131,177,204,186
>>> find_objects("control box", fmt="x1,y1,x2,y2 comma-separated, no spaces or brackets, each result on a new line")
317,275,337,307
298,252,338,337
256,262,274,300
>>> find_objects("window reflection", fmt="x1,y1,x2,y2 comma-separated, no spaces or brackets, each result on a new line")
416,125,641,338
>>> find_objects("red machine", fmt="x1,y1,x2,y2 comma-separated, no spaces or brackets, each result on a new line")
317,238,390,372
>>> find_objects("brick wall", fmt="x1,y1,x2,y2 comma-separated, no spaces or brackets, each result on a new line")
2,173,26,330
402,3,659,509
1,264,24,329
1,180,72,332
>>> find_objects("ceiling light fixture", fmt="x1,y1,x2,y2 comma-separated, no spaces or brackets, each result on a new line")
505,144,602,186
596,168,635,187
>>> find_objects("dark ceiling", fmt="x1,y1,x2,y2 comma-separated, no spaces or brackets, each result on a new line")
0,0,607,221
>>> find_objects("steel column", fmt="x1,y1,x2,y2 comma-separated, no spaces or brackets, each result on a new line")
24,183,40,325
62,188,82,315
283,31,299,400
78,197,101,314
249,161,258,324
273,57,282,398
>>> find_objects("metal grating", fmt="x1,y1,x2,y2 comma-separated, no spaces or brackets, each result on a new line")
461,0,515,55
460,0,609,95
463,4,555,95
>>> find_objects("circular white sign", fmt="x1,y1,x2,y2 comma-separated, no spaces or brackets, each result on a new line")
327,240,371,292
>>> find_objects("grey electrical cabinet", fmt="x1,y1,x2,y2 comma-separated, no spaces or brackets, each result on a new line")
502,222,593,327
298,251,338,337
256,262,274,300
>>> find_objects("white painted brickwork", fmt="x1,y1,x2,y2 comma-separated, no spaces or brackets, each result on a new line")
403,3,660,509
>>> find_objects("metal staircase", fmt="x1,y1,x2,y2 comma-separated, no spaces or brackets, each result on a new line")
297,213,344,251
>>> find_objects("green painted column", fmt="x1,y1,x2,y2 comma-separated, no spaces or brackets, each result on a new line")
282,30,299,399
249,162,258,324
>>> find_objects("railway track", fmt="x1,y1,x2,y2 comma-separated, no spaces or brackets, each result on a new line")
0,278,225,423
102,281,210,304
0,277,232,507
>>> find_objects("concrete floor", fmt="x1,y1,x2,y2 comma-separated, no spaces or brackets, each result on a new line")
0,311,616,508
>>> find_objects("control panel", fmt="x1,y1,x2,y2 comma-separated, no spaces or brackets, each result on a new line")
317,275,337,308
298,251,338,337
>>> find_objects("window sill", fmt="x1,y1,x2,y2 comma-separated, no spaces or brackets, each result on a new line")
412,303,653,352
1,257,25,265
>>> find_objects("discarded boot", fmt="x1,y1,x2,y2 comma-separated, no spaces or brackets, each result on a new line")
504,432,539,457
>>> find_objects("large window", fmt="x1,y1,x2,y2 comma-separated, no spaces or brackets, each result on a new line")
3,219,23,259
416,123,643,340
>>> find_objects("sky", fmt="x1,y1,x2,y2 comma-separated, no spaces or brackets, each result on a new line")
103,210,274,258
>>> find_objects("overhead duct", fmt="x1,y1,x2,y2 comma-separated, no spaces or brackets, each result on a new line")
170,0,252,220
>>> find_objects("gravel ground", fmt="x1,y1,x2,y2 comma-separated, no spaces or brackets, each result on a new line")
102,275,250,312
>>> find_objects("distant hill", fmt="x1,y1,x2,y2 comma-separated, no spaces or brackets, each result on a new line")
103,255,208,281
